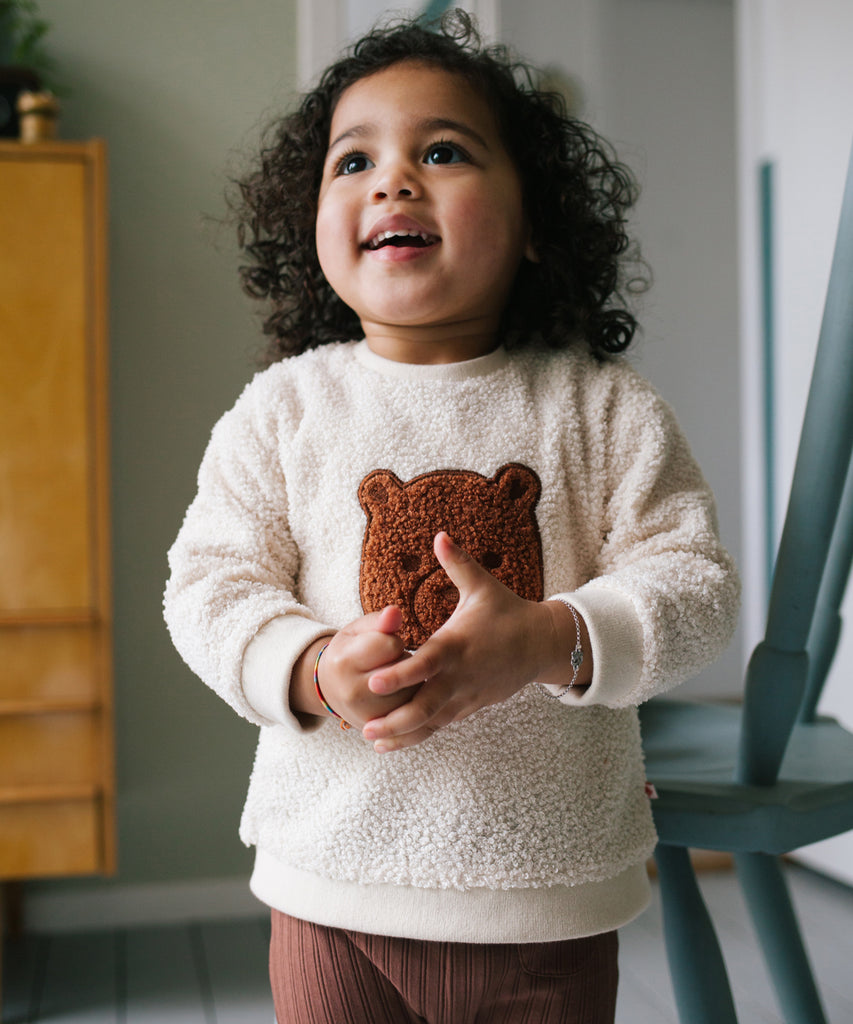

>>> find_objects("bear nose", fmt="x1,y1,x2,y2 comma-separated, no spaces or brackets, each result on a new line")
412,567,459,640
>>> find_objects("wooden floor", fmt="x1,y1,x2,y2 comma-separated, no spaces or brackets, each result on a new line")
2,864,852,1023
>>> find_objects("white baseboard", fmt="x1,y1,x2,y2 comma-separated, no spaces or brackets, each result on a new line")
24,875,264,934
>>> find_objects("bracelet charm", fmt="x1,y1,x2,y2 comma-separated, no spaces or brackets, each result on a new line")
547,602,584,699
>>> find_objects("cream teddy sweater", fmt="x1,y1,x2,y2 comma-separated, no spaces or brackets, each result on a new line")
164,340,739,943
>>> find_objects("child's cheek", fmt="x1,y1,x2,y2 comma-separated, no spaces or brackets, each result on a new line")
315,210,353,302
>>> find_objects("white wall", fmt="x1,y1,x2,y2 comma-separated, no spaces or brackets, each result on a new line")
505,0,743,697
501,0,604,119
345,0,498,40
29,0,299,907
298,0,499,85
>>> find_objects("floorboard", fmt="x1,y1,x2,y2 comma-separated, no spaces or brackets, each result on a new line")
691,872,782,1023
123,926,209,1024
34,932,118,1024
2,934,43,1024
197,919,273,1024
616,895,678,1023
784,869,853,1020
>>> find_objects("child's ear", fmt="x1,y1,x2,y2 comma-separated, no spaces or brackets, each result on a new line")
522,220,539,263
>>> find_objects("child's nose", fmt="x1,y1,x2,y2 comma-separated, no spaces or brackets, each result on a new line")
373,184,414,200
371,163,421,201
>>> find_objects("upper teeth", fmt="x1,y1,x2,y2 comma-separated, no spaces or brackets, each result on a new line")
367,229,435,249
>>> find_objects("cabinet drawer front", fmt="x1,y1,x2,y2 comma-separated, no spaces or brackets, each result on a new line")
0,627,101,705
0,158,93,614
0,713,100,786
0,799,101,878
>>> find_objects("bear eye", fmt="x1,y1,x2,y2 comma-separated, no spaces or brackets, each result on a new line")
400,552,422,573
481,551,503,570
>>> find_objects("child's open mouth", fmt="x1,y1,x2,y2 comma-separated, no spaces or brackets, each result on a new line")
364,229,439,250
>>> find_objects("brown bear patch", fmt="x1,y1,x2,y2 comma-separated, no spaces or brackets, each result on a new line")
358,464,544,648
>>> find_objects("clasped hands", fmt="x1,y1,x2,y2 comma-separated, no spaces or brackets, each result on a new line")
306,532,589,753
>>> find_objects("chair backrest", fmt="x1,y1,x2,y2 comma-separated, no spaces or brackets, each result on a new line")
737,139,853,786
799,453,853,722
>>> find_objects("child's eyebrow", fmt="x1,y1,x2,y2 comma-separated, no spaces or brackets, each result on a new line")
416,117,490,150
327,117,491,154
328,124,373,152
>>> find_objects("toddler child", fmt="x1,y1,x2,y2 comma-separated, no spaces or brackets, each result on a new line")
164,11,740,1023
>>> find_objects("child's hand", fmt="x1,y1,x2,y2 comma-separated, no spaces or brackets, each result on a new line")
312,605,421,730
362,533,590,753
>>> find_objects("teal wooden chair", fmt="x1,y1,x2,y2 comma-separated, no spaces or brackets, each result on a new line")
639,140,853,1024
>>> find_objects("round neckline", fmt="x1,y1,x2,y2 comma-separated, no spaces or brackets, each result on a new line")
354,340,510,382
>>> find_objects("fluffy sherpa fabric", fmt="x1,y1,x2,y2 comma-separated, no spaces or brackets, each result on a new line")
164,340,740,943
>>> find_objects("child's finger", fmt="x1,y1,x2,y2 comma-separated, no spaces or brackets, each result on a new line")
371,726,439,755
371,727,440,754
325,606,406,681
342,604,403,639
366,534,500,694
367,639,444,695
374,604,403,635
433,531,494,597
363,681,458,748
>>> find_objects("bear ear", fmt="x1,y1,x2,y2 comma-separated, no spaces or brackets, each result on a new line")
358,469,407,512
493,463,541,507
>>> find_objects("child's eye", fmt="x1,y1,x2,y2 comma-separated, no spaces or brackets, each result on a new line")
423,142,468,165
335,152,374,176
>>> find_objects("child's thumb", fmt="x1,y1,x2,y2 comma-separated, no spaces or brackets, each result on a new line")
433,531,490,596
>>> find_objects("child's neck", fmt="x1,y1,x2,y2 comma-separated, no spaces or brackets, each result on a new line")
362,320,501,366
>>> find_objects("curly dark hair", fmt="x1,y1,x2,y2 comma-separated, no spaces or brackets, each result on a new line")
233,9,649,364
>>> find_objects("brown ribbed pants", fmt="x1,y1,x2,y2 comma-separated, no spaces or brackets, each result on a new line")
270,911,618,1024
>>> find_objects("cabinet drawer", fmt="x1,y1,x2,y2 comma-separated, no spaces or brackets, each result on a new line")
0,626,101,705
0,798,101,878
0,712,100,787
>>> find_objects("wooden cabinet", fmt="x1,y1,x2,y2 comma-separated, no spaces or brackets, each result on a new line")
0,140,115,887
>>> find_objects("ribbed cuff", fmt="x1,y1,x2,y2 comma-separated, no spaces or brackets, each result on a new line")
241,615,336,731
541,587,644,707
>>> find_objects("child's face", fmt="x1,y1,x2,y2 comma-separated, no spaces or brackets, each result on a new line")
316,61,530,363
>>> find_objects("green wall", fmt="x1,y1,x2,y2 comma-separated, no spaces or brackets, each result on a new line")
32,0,297,890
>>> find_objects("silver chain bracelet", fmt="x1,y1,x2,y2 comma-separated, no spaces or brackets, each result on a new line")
546,601,584,698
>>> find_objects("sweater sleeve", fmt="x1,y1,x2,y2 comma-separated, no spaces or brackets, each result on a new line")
163,372,334,730
542,365,740,709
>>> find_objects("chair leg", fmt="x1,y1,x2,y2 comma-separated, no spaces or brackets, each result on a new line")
654,844,739,1024
735,853,828,1024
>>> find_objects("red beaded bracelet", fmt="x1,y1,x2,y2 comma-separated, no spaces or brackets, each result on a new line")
313,642,351,730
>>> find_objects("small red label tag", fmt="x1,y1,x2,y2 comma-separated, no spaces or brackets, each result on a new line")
645,782,658,800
